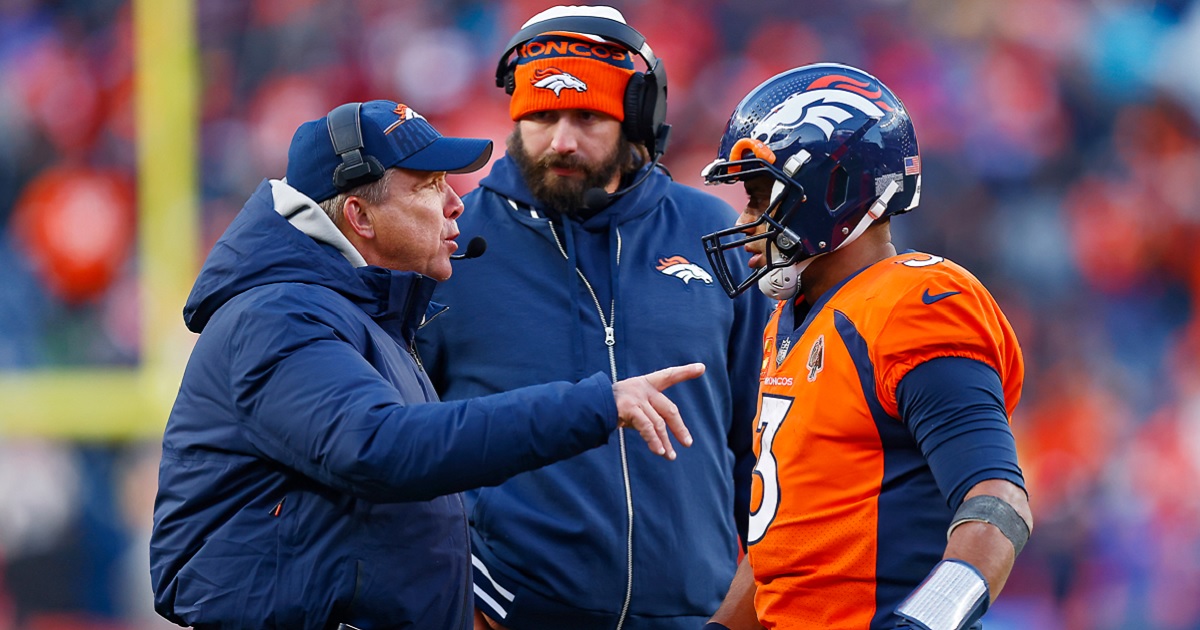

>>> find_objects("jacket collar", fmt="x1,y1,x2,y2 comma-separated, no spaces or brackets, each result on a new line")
185,179,443,335
354,265,441,344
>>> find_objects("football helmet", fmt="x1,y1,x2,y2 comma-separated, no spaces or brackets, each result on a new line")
701,63,921,298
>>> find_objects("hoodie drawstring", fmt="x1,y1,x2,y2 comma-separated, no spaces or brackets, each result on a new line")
560,220,590,382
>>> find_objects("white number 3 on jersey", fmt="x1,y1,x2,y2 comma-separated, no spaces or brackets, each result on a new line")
749,395,794,544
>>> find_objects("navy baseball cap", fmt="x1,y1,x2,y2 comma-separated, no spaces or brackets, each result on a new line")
286,100,493,203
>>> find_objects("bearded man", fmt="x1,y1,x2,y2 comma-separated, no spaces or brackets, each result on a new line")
415,6,770,630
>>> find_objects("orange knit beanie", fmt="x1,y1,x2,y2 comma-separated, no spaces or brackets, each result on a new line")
509,34,635,122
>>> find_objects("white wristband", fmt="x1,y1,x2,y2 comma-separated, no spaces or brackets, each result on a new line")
895,559,989,630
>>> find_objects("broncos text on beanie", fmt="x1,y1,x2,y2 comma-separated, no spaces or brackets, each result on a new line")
510,33,635,122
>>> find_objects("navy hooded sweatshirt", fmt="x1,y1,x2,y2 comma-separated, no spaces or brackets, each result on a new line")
417,158,770,629
150,179,628,629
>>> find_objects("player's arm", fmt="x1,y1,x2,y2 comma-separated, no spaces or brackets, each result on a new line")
944,478,1031,598
706,556,765,630
892,356,1032,630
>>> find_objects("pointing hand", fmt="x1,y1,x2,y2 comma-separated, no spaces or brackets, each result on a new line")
612,363,705,460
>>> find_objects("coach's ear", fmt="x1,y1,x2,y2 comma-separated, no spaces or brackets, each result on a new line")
341,196,376,240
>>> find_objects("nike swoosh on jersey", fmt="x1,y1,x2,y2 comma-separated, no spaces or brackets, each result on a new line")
922,289,961,304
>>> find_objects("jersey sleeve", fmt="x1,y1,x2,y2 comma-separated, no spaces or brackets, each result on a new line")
872,268,1024,421
896,356,1026,509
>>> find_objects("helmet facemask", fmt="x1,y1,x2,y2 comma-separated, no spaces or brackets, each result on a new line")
700,153,810,299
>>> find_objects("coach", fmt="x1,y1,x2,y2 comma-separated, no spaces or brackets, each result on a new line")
149,99,702,630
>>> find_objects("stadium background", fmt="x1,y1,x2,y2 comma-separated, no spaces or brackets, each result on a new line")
2,0,1199,628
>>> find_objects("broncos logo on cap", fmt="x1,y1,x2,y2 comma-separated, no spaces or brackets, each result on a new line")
656,256,714,285
384,104,426,134
532,68,588,96
750,75,892,150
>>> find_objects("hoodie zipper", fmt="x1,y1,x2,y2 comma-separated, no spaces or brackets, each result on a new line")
401,277,426,373
547,221,633,630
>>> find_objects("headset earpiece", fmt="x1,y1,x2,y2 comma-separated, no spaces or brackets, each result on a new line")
622,72,648,145
327,102,385,192
504,68,516,96
621,70,666,150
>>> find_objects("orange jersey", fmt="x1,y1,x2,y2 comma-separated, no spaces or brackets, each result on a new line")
747,252,1024,629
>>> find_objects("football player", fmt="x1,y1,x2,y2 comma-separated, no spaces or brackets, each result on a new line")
700,63,1033,630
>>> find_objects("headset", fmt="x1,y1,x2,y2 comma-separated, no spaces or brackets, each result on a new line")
494,15,671,158
327,102,385,193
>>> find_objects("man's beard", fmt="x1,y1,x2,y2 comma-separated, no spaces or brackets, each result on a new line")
508,128,628,217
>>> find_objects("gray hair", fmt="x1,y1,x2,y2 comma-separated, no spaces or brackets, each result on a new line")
317,169,393,225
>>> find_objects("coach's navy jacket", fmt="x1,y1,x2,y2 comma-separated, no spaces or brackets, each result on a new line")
150,179,621,630
417,158,770,629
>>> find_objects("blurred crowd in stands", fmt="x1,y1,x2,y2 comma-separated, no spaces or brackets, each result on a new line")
2,0,1200,628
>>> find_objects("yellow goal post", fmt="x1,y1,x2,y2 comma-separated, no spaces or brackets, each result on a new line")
0,0,198,440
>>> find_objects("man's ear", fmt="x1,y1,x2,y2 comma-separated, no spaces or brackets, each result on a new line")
342,197,375,240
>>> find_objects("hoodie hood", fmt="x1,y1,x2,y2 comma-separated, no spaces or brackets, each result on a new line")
183,179,438,334
478,153,670,229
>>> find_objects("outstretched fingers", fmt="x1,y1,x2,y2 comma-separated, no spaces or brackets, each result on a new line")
643,363,703,449
644,362,706,391
613,363,705,460
628,403,672,460
652,390,692,449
